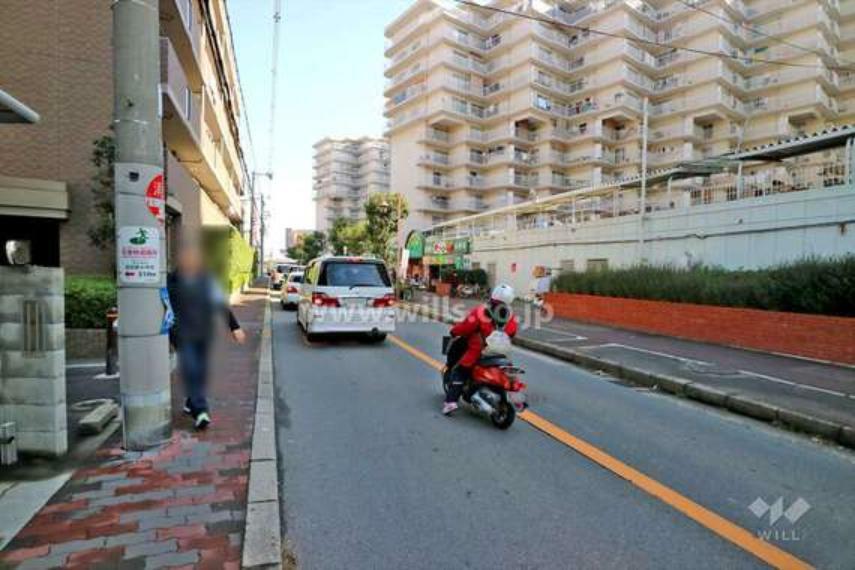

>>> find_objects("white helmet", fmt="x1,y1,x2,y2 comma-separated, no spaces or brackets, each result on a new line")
490,283,515,305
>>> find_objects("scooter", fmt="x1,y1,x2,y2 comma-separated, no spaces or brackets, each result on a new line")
441,336,527,429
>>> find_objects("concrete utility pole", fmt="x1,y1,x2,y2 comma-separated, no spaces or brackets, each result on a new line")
113,0,171,450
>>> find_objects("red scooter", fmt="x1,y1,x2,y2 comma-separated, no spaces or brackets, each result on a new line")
442,336,527,429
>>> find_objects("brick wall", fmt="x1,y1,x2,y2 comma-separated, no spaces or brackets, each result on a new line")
544,293,855,365
0,1,114,275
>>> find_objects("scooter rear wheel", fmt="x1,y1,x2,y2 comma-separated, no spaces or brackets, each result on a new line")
490,400,516,429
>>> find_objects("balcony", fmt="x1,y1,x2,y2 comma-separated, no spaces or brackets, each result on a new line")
419,175,455,191
419,128,452,146
160,0,202,87
160,38,201,147
386,83,426,112
418,153,451,168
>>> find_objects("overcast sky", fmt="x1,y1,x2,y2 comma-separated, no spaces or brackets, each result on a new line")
230,0,413,256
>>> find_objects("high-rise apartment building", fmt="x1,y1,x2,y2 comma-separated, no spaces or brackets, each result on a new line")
313,137,390,232
0,0,250,274
385,0,853,234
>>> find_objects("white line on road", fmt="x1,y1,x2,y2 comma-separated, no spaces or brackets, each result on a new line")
594,343,713,366
738,370,851,399
66,363,104,370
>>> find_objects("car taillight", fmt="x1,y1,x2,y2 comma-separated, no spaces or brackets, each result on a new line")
312,292,340,307
372,293,396,308
287,285,298,293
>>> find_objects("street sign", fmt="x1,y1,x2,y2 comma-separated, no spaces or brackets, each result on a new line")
145,173,165,224
117,226,160,284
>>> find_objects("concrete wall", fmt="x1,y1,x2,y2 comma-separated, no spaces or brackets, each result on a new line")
0,267,67,457
469,185,855,293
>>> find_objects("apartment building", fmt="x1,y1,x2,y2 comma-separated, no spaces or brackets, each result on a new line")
384,0,852,234
313,137,391,232
0,0,249,274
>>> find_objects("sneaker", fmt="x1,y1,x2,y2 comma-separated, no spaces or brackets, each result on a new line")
442,402,459,416
195,412,211,430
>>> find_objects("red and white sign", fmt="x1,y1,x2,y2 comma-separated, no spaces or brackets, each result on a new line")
145,173,165,224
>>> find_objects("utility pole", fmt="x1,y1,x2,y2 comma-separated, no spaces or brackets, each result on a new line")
113,0,171,450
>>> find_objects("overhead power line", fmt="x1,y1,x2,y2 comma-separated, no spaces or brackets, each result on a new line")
451,0,855,73
673,0,855,69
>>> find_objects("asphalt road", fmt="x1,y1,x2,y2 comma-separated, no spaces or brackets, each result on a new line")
271,303,855,570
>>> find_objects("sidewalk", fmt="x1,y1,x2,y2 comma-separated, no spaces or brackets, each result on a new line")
409,292,855,448
0,286,269,570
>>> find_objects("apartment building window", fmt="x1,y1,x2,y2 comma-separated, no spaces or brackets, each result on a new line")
452,97,468,114
586,259,609,272
560,259,575,273
535,94,552,111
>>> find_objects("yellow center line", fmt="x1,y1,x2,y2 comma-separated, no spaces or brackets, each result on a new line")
388,334,813,570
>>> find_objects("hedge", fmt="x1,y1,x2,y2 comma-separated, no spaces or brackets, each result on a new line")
202,227,255,294
551,256,855,317
66,275,117,329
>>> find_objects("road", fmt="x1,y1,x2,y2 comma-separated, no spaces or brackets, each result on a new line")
271,302,855,569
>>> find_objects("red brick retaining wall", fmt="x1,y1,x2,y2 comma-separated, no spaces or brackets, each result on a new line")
543,293,855,365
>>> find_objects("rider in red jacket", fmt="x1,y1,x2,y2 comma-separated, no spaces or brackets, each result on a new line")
444,284,518,415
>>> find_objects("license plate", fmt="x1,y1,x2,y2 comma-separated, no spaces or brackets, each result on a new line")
345,298,366,308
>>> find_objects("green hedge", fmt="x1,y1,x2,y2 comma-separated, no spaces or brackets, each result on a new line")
203,227,255,294
66,275,117,329
551,256,855,317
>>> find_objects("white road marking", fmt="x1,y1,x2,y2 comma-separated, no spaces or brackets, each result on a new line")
535,325,588,340
738,370,851,399
66,363,103,370
593,343,713,366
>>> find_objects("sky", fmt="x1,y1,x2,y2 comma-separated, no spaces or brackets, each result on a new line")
229,0,413,257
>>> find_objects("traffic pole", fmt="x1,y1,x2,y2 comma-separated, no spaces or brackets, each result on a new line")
113,0,172,450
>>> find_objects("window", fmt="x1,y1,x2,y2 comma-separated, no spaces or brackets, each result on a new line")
319,261,391,287
586,259,609,272
560,259,575,273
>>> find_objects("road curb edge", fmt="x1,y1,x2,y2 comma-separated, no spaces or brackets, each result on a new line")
242,299,283,569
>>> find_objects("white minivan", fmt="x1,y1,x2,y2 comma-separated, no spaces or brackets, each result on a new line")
297,256,396,342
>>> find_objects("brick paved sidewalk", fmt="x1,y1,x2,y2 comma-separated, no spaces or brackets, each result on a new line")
0,287,268,570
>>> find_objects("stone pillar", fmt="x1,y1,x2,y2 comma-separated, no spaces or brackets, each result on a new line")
0,266,67,457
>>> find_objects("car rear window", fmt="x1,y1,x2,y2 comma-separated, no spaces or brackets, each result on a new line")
276,264,290,273
289,274,303,283
318,261,391,287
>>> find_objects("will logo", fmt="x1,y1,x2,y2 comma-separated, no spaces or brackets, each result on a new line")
749,497,811,525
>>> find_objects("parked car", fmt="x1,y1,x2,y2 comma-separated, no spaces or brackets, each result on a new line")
280,271,304,310
297,256,396,342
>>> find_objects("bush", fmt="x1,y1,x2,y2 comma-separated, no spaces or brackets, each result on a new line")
203,228,255,294
551,256,855,317
66,275,117,329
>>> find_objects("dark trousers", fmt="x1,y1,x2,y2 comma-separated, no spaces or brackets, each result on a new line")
445,365,471,404
178,339,210,415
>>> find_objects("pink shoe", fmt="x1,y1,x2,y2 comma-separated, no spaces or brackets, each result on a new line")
442,402,459,416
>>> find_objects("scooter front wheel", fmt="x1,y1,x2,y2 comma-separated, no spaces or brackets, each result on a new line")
490,400,516,429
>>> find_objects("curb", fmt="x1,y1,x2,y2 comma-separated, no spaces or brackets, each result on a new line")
242,300,283,569
401,302,855,450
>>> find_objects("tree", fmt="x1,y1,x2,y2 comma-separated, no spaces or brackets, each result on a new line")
328,217,368,255
87,134,116,252
287,231,326,264
364,193,408,265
